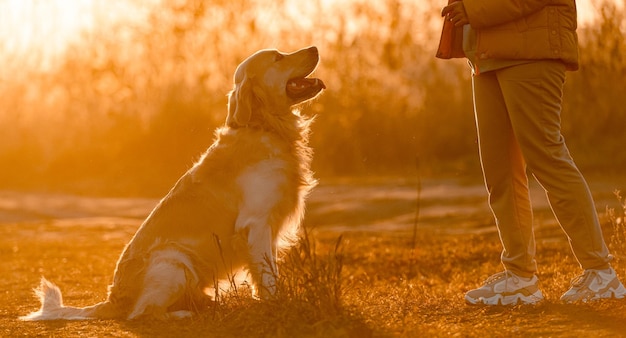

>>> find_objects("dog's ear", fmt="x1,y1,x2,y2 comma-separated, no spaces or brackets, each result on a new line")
227,76,253,127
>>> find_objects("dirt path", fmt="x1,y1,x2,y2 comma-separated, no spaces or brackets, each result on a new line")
3,177,626,337
2,176,623,234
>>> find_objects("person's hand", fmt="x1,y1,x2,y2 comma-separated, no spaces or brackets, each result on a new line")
441,1,469,27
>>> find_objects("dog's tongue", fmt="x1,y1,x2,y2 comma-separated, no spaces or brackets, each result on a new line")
287,78,326,97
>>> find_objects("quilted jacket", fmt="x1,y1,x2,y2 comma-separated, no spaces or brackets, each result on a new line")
463,0,579,70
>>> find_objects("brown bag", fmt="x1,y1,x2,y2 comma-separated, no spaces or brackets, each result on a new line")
436,0,465,59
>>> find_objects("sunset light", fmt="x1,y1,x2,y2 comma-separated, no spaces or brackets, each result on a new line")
0,0,623,193
2,0,626,336
1,0,604,74
1,0,156,72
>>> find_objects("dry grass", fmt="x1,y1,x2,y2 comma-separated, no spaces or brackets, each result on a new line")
3,181,626,337
2,1,625,336
1,0,625,195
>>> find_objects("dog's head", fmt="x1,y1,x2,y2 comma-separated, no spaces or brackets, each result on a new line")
227,46,325,129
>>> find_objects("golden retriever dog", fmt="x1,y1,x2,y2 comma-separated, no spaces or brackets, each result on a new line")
20,46,325,321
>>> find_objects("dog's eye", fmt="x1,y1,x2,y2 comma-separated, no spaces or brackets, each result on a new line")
274,53,284,62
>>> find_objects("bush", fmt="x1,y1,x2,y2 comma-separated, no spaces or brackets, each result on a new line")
0,0,623,195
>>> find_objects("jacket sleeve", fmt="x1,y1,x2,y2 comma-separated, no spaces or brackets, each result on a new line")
463,0,550,28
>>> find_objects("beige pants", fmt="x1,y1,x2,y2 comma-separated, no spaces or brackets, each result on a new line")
472,61,611,277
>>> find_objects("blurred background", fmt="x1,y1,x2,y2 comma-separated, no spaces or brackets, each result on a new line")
0,0,624,197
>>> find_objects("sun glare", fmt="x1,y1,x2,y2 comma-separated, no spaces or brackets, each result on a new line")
1,0,156,73
0,0,608,74
2,0,89,71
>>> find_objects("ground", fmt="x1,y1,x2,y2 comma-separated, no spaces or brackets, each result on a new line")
2,176,626,337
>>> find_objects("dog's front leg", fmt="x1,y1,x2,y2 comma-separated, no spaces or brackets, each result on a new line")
234,219,276,299
247,223,277,298
236,160,285,298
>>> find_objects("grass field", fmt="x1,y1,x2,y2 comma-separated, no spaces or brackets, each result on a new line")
2,178,626,337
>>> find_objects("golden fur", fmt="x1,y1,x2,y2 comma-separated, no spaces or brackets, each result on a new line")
20,46,325,320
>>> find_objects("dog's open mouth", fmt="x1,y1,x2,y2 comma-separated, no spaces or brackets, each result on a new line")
286,77,326,99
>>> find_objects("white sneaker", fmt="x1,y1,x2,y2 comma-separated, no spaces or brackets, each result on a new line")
465,271,544,306
560,267,626,303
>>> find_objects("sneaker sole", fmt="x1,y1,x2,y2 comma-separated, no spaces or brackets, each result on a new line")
465,290,544,306
562,282,626,303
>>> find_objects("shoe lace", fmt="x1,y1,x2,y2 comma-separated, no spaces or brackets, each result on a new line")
571,270,600,288
484,271,514,285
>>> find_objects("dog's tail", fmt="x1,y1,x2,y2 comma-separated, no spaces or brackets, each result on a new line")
19,277,117,321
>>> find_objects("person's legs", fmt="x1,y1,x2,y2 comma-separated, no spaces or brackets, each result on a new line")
473,70,537,277
495,61,612,270
469,61,625,305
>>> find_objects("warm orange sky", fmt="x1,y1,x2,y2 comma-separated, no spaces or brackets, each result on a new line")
0,0,157,72
0,0,611,72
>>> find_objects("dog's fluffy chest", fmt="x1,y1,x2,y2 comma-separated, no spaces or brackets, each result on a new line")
189,127,303,192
